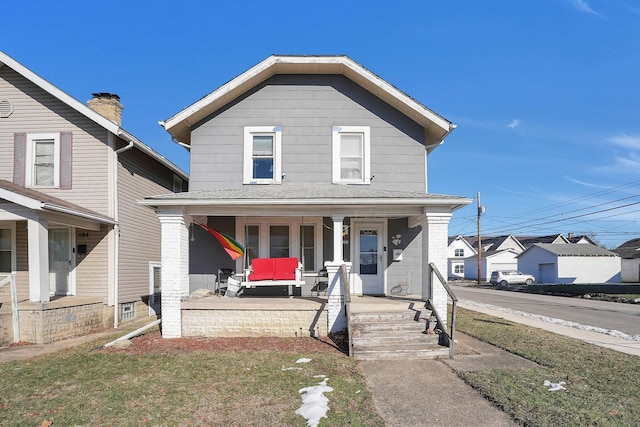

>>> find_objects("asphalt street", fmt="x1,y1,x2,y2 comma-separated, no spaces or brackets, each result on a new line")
450,285,640,336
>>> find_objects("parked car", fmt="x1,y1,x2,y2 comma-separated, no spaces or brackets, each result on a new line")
490,270,535,286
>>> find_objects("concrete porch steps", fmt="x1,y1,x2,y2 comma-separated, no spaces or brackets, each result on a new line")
351,309,449,360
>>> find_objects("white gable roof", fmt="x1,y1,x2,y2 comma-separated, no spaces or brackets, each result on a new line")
160,55,455,149
0,50,188,180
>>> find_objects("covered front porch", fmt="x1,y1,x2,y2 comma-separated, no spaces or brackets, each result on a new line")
0,180,117,344
142,183,470,339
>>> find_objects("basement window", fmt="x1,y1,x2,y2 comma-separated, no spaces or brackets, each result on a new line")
120,302,136,321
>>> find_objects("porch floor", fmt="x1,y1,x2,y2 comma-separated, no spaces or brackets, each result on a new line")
350,294,428,313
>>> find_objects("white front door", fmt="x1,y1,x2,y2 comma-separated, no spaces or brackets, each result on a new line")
49,228,71,295
354,221,385,295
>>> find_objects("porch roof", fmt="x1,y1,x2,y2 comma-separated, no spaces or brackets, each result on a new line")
0,179,117,226
140,182,471,217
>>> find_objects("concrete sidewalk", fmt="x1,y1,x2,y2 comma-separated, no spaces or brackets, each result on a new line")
360,332,537,426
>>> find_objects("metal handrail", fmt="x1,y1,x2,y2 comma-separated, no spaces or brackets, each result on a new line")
341,264,353,357
428,263,457,358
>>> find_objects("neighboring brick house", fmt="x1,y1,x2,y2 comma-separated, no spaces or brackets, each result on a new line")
141,55,471,338
0,51,188,344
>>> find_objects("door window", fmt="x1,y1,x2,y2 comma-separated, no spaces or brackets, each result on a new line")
359,229,378,275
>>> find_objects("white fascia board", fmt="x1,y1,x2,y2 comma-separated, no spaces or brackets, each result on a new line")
0,188,44,210
139,196,471,209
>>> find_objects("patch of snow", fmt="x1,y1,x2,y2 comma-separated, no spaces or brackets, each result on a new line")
296,358,312,363
544,380,566,391
460,299,640,341
313,374,326,378
282,367,303,371
296,377,333,427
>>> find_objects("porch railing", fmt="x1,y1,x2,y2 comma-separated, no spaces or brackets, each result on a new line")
341,264,353,357
428,262,457,359
0,274,20,343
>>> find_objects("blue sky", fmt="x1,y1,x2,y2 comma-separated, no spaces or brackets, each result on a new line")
4,0,640,248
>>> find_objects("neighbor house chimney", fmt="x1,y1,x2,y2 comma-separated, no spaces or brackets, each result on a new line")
87,93,123,126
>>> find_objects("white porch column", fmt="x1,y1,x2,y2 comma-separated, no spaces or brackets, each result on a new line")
27,215,49,302
158,210,190,338
421,212,452,325
331,215,344,262
325,261,352,333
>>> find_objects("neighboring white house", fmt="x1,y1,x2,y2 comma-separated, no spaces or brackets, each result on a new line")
517,243,621,284
463,249,520,281
612,238,640,283
447,235,475,279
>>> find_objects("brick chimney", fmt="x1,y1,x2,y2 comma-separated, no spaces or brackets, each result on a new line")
87,93,123,126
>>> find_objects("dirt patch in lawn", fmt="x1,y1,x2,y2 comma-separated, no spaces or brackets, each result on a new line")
101,330,347,356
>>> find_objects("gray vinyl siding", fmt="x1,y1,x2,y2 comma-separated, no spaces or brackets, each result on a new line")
190,74,426,192
386,218,423,295
116,146,176,304
0,66,111,216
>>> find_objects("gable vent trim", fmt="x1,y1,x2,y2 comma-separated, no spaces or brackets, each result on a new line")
0,100,13,118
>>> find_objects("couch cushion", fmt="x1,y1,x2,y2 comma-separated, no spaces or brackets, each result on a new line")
248,258,276,281
274,257,298,280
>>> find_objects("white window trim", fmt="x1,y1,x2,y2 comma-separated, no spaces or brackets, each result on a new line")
332,126,371,185
243,126,282,184
25,132,60,188
236,217,323,275
0,223,16,274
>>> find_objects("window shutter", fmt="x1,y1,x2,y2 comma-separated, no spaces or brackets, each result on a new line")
60,132,73,189
13,133,26,186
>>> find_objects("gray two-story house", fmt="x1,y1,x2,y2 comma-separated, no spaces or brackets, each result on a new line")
142,55,470,338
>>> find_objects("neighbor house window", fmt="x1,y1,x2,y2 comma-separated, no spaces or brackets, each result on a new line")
300,225,315,272
455,248,464,257
454,264,464,274
243,126,282,184
332,126,370,184
0,228,12,273
26,133,60,187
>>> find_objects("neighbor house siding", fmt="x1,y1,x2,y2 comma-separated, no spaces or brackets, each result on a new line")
74,224,110,300
0,66,111,217
190,74,426,192
116,146,174,304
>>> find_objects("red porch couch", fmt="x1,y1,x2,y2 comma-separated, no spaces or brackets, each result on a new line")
242,257,303,295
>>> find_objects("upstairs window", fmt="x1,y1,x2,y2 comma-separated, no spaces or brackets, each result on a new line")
27,133,60,188
243,126,282,184
14,132,72,189
455,248,464,257
332,126,370,184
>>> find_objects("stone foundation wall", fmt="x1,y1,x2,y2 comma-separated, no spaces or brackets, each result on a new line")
181,308,328,338
19,303,108,344
0,311,13,346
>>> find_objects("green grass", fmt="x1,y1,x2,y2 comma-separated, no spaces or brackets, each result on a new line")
456,307,640,426
0,337,384,426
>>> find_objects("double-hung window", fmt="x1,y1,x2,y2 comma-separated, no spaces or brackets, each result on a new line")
243,126,282,184
332,126,370,184
455,248,464,257
0,228,13,273
26,133,60,187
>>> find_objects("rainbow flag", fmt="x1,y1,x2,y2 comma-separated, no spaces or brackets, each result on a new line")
198,224,245,261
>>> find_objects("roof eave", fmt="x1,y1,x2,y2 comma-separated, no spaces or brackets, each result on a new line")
161,55,453,146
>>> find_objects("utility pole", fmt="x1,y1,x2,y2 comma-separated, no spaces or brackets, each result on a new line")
477,192,485,284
